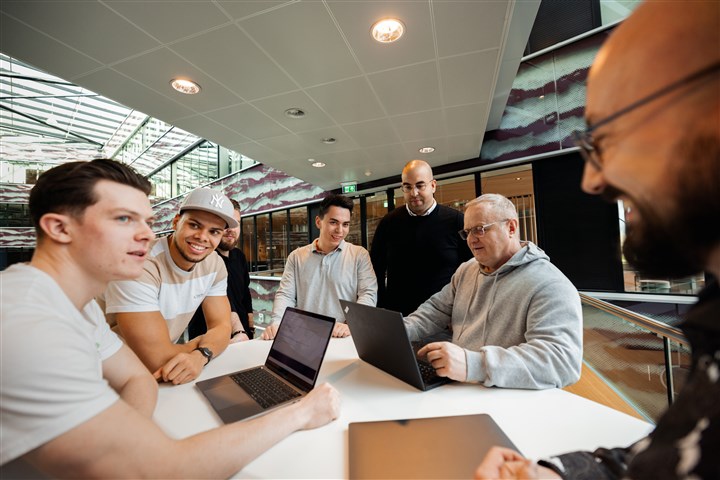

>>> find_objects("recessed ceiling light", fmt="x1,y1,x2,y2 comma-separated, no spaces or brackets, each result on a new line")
364,170,372,176
284,107,306,119
419,146,435,153
170,78,201,95
311,161,326,168
371,18,405,43
321,137,337,144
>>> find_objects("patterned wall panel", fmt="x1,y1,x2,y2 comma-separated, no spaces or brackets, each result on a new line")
150,163,326,232
479,32,609,164
0,227,35,247
0,183,32,204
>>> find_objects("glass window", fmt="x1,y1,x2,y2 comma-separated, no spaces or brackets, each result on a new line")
435,175,475,212
393,175,476,214
289,207,309,254
270,211,288,272
345,198,361,246
241,217,255,271
480,166,537,243
256,214,270,271
365,193,388,247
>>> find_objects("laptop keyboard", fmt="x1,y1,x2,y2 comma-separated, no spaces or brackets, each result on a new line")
230,368,301,409
418,360,442,385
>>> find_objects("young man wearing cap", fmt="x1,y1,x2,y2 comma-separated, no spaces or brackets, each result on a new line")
102,187,237,385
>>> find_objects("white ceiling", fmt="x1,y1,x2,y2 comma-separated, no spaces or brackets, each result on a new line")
0,0,540,191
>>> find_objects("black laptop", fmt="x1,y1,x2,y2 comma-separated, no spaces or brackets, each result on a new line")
339,300,451,391
196,307,335,423
349,414,520,479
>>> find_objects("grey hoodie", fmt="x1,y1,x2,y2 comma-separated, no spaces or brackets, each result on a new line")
404,242,582,389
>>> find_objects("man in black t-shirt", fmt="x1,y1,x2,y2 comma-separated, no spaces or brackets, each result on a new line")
189,199,254,340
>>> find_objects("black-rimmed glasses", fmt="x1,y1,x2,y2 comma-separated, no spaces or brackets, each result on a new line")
458,219,510,240
572,60,720,171
400,180,434,193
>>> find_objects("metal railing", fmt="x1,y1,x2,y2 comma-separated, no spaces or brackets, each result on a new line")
579,294,690,420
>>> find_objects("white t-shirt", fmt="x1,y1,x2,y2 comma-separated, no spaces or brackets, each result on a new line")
102,236,228,342
0,264,122,468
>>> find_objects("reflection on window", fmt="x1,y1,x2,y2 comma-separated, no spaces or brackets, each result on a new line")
256,214,269,271
175,142,218,196
365,194,387,247
241,217,255,271
346,198,361,246
270,211,288,272
480,166,536,244
289,207,309,254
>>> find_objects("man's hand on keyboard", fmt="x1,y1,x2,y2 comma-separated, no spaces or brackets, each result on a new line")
417,341,468,382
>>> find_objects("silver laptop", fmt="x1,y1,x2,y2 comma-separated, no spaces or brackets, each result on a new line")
340,300,451,391
196,307,335,423
349,414,520,479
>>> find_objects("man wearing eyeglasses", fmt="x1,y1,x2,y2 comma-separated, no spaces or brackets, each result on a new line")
475,2,719,479
405,193,583,390
370,160,472,316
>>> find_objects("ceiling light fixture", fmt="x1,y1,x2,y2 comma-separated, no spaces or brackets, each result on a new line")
311,161,326,168
364,170,372,176
371,18,405,43
321,137,337,144
418,146,435,153
170,78,201,95
284,107,306,119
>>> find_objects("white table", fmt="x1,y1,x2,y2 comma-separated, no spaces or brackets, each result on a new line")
153,338,653,479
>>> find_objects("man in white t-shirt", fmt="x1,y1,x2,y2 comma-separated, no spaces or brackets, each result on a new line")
103,187,239,385
0,159,339,478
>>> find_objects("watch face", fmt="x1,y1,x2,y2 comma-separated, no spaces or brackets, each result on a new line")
197,347,213,362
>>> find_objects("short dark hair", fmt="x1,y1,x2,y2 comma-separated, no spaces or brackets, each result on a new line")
318,194,354,218
229,198,241,213
29,159,151,237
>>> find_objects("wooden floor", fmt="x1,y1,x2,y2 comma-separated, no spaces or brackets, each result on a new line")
563,362,648,421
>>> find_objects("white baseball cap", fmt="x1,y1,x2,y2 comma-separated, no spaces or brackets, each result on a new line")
179,188,239,228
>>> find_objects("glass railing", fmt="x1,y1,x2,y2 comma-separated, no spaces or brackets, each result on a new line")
579,294,690,423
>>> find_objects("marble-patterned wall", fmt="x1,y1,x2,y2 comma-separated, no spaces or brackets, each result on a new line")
151,163,326,232
479,33,608,164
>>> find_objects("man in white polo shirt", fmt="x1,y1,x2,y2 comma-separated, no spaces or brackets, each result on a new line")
103,187,236,385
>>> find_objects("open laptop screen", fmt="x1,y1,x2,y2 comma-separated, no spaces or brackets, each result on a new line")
266,307,335,389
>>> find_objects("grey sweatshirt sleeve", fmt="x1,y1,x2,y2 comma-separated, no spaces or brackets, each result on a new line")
467,277,583,388
403,278,456,341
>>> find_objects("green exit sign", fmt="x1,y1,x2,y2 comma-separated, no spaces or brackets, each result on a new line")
341,182,357,194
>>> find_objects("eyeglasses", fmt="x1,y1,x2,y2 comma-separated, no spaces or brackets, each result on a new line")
458,219,509,240
572,60,720,171
401,180,433,193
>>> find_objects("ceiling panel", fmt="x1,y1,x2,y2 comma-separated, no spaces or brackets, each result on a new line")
238,1,360,87
1,1,159,64
368,62,441,116
111,47,242,112
306,76,385,125
328,1,435,74
251,91,335,133
434,0,509,57
171,24,297,101
105,1,231,44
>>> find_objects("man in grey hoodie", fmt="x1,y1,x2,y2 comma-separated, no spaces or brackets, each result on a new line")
407,193,583,389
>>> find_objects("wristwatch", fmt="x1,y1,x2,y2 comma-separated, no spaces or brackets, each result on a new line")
194,346,213,365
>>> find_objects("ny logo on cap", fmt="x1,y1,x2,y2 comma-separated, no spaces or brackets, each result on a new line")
210,194,225,209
